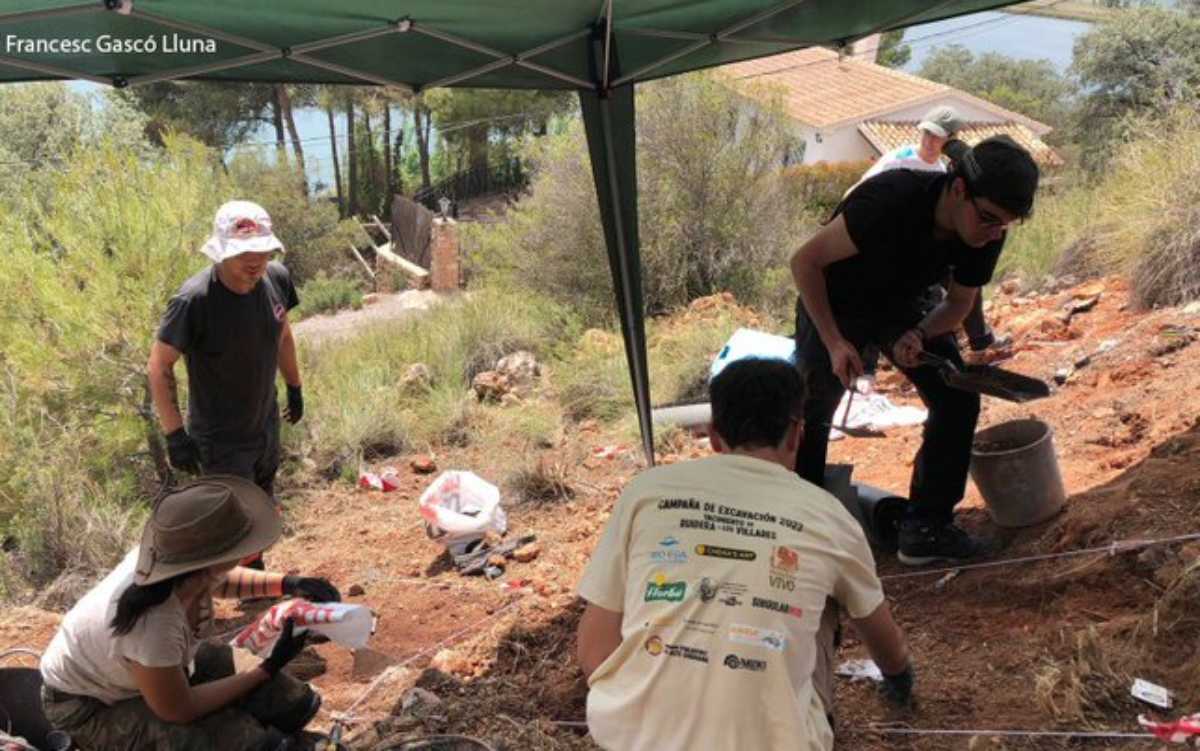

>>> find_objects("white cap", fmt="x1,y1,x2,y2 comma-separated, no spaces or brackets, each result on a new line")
199,200,285,263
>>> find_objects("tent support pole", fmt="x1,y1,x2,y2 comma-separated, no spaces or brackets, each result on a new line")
581,27,654,464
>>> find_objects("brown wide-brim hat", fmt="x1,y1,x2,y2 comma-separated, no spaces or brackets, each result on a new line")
135,475,281,586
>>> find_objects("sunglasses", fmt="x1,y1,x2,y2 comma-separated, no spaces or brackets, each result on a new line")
968,194,1021,231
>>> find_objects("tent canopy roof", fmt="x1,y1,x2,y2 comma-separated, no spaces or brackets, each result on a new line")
0,0,1020,463
2,1,1016,92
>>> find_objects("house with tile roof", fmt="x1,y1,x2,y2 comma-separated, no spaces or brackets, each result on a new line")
722,47,1063,168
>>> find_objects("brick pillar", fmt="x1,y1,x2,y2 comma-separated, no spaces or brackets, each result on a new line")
430,217,461,292
373,254,395,294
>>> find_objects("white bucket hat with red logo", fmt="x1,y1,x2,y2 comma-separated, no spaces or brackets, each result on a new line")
199,200,286,263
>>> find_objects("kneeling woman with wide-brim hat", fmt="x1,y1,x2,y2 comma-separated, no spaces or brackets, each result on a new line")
39,475,341,751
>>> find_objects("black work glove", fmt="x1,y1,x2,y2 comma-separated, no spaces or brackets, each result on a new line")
260,617,310,678
283,384,304,424
880,664,915,707
283,575,341,603
165,427,201,474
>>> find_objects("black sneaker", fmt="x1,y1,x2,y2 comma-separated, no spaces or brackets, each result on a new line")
897,521,982,566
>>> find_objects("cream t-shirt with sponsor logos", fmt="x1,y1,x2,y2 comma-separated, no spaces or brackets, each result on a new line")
577,453,884,751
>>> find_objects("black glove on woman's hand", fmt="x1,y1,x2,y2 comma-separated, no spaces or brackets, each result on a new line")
880,664,915,707
284,385,304,424
260,618,309,678
165,428,201,474
283,575,341,603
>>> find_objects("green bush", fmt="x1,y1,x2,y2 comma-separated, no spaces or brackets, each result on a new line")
294,272,364,319
782,160,871,217
466,72,806,325
0,134,228,593
296,287,580,473
1086,108,1200,307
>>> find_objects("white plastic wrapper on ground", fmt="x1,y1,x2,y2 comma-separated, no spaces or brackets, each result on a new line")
419,470,508,554
829,390,927,441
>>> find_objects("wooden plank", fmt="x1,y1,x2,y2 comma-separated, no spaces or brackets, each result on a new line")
346,243,376,279
375,241,429,285
368,214,392,240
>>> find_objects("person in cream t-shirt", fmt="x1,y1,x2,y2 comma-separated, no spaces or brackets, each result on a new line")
575,357,913,750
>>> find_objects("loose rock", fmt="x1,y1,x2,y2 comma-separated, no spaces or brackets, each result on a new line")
400,362,432,395
495,350,541,393
472,370,511,402
348,583,366,597
513,542,542,563
411,454,437,474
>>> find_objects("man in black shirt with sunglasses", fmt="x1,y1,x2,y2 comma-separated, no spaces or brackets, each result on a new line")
789,136,1039,565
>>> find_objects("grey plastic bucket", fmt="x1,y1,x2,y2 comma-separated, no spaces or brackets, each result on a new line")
970,419,1066,528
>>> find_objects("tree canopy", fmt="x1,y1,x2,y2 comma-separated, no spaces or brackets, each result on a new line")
918,45,1074,135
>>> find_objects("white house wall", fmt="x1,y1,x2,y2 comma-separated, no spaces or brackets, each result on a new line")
801,124,875,164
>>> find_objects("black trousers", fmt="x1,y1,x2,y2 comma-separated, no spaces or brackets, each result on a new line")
794,306,981,525
195,416,281,498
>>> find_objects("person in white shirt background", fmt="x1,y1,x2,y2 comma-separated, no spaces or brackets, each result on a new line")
853,104,965,189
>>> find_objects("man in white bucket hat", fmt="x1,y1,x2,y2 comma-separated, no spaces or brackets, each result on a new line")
148,201,303,566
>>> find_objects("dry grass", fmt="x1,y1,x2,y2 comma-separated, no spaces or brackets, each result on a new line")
1034,627,1136,727
1036,556,1200,726
1082,108,1200,308
506,457,575,506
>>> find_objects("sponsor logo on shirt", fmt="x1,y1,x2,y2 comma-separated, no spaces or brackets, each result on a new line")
650,536,689,565
769,545,800,592
697,577,749,605
723,654,767,672
727,623,787,652
642,616,719,636
645,635,710,664
751,596,803,619
694,543,757,561
272,301,286,322
644,573,687,602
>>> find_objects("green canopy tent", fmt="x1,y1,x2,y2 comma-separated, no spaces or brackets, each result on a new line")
0,0,1018,462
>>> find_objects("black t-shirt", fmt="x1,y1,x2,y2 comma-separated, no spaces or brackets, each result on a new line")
157,261,299,444
821,170,1004,336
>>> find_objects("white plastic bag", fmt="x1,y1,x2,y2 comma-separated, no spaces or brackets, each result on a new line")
231,599,375,655
419,471,507,551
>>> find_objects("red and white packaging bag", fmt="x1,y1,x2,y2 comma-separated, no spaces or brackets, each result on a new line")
231,599,375,656
358,467,401,492
1140,714,1200,745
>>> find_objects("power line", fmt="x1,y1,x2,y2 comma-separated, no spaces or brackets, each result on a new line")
733,0,1073,81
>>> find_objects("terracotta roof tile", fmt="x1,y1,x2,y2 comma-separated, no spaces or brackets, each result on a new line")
858,120,1064,167
720,48,1052,136
722,48,947,129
